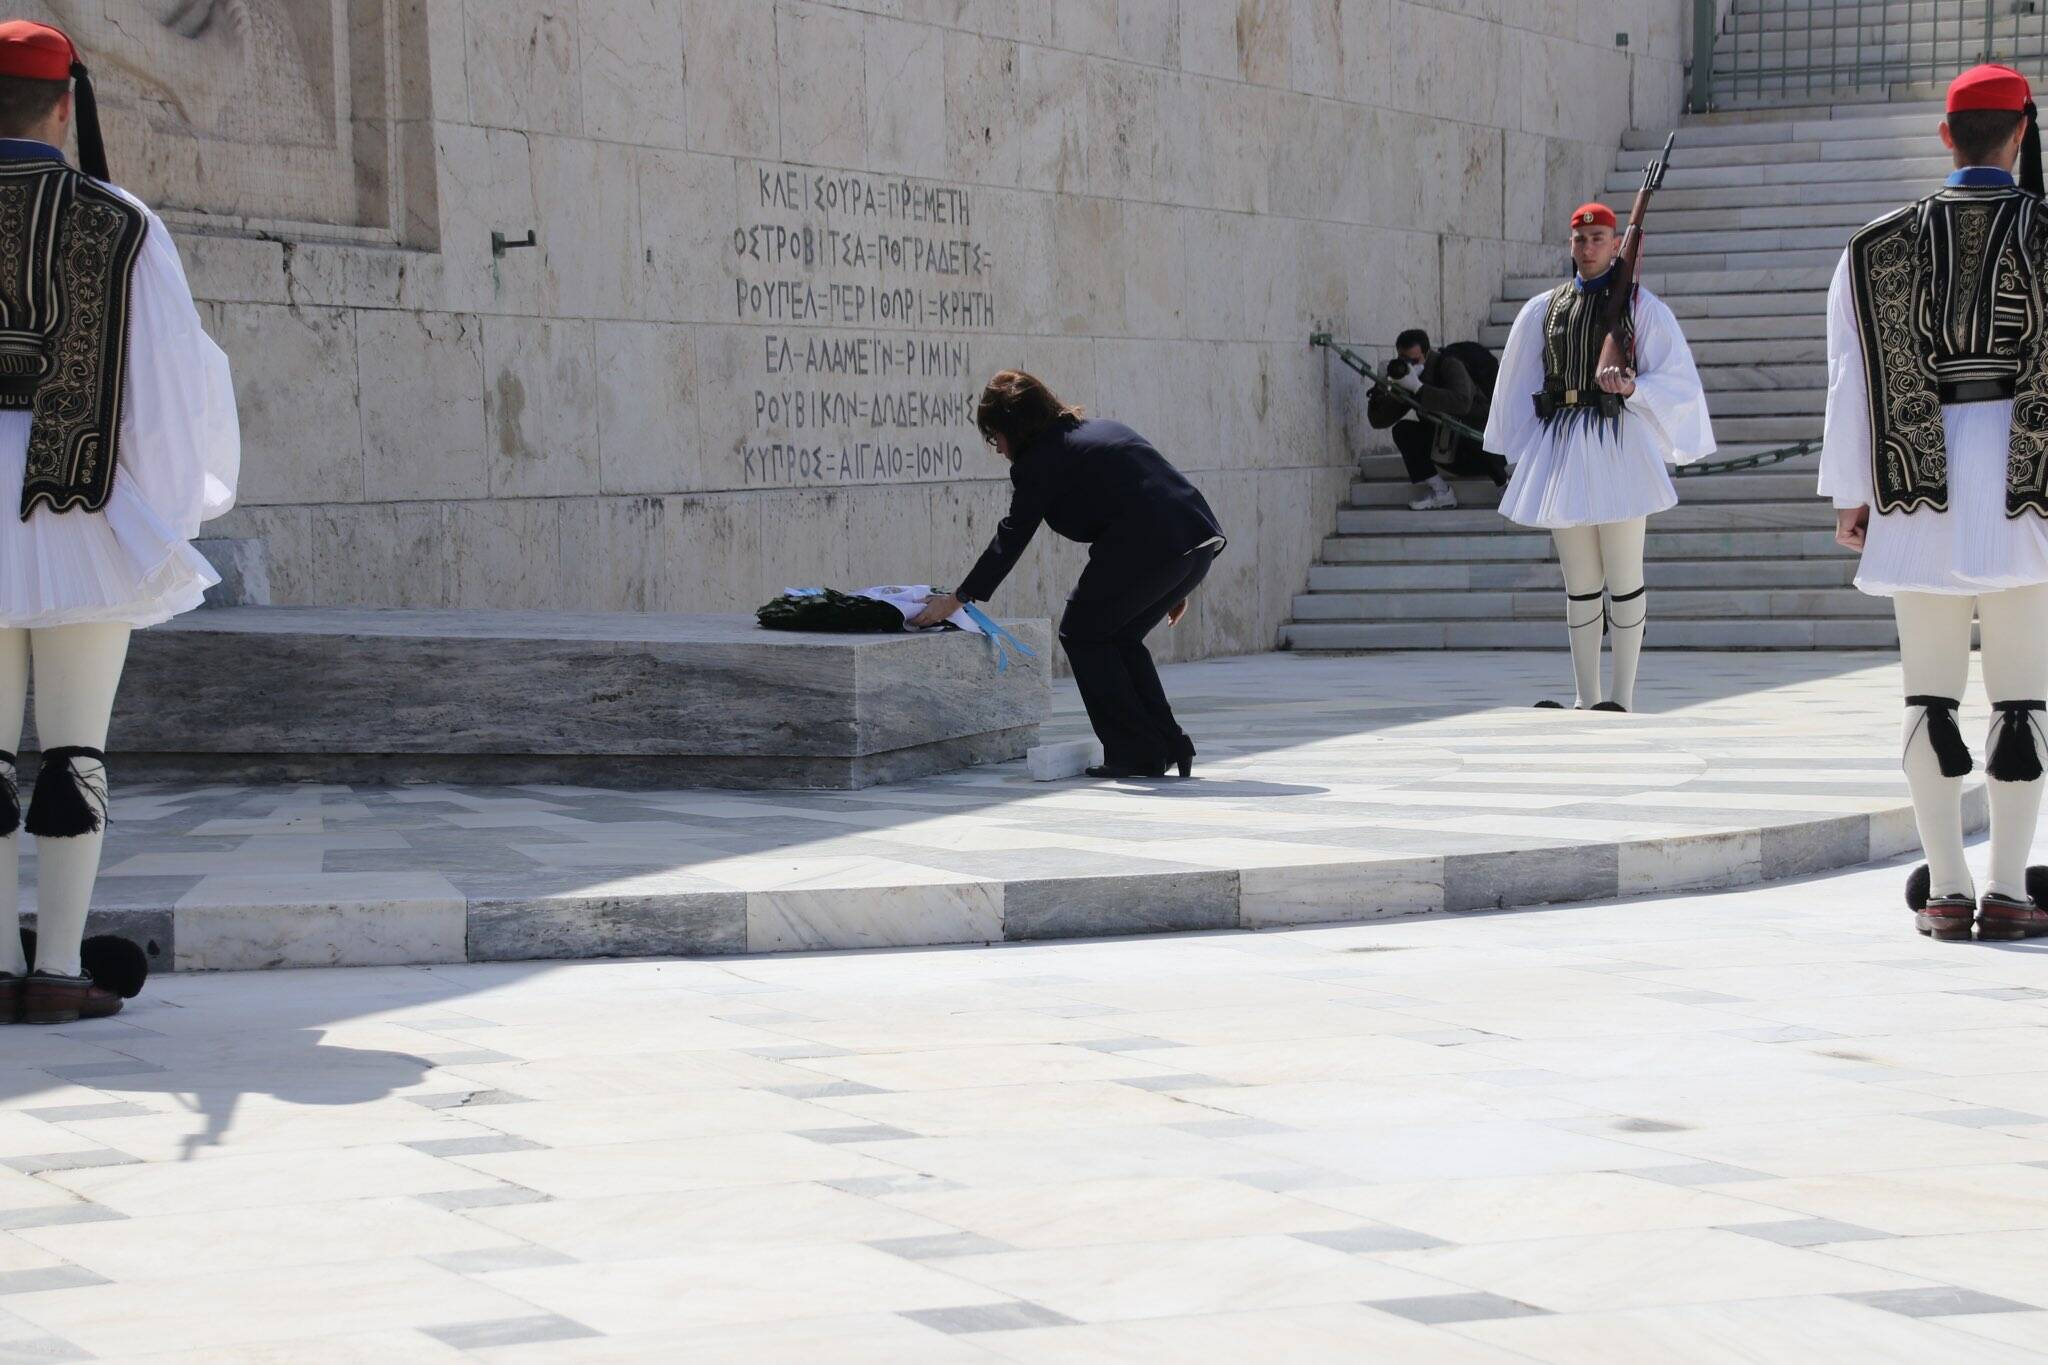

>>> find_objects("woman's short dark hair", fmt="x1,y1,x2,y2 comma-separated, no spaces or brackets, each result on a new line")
975,370,1083,454
0,76,65,140
1948,109,2025,164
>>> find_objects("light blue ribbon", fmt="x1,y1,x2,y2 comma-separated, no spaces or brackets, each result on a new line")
961,604,1037,673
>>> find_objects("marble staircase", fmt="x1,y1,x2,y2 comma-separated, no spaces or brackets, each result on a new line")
1282,96,1962,652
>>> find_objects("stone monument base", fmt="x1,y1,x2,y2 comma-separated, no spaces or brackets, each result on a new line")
88,608,1050,790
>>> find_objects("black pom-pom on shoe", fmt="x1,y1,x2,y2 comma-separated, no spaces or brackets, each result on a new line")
1590,701,1627,713
19,930,148,999
1906,863,1931,912
80,936,148,999
2026,864,2048,910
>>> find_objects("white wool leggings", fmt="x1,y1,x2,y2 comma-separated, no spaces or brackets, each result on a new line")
1894,586,2048,901
1549,518,1649,710
0,623,130,979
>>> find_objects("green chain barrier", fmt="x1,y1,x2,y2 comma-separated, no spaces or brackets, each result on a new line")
1309,333,1816,479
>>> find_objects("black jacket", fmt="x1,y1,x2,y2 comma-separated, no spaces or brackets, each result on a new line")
1365,350,1491,461
957,418,1223,603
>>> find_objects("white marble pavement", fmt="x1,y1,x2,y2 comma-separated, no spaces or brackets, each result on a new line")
26,651,1991,971
0,854,2045,1361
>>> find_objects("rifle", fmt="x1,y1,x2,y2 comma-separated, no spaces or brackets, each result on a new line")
1596,130,1676,380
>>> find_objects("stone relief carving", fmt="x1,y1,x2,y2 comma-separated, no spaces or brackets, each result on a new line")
32,0,417,237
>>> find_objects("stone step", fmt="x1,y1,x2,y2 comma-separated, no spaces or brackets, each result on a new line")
1279,618,1898,650
1474,321,1826,362
1623,202,1897,233
1306,557,1858,592
1488,291,1831,325
1615,134,1939,172
1651,225,1864,256
1620,108,1946,150
1506,266,1835,298
1347,469,1822,509
1680,96,1945,124
1605,156,1948,193
1351,446,1818,484
1336,502,1831,537
1289,586,1891,622
1602,178,1937,211
1319,528,1845,564
1647,246,1845,275
1694,363,1829,391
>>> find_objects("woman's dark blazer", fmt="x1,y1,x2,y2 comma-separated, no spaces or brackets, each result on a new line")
956,419,1224,604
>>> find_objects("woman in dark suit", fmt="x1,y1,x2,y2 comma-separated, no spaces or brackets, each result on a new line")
913,371,1226,779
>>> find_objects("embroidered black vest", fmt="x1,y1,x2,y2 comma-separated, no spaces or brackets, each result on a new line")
0,157,149,520
1536,278,1633,432
1846,183,2048,517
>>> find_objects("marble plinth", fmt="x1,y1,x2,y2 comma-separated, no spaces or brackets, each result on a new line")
87,608,1051,789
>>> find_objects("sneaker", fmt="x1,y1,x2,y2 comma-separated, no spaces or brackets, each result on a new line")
1407,484,1458,511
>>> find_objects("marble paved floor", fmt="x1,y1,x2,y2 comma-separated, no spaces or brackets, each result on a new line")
37,651,1991,967
2,848,2046,1361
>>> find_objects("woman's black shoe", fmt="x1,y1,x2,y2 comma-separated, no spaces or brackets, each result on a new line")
1087,762,1169,780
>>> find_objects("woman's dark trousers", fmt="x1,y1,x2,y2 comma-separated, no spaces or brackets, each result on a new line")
1059,546,1219,770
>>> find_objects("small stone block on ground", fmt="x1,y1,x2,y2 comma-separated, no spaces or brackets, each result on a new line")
1028,739,1102,781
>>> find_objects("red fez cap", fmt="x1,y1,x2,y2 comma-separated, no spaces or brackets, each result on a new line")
0,20,76,82
1949,63,2032,114
1569,202,1617,231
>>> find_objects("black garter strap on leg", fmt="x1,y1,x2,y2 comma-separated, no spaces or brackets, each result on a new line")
1988,700,2047,782
1566,588,1606,633
1905,695,1974,778
1608,584,1647,631
0,748,16,837
25,746,108,839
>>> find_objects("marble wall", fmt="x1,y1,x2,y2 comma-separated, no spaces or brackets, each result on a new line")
138,0,1687,661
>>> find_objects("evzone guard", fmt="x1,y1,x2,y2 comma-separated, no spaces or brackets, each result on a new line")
0,20,241,1024
1822,63,2048,942
1484,181,1716,711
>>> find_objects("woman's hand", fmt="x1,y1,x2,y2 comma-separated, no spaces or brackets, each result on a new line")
1835,505,1869,552
1166,599,1189,627
910,592,963,628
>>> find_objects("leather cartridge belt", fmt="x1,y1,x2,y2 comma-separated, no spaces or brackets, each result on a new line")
1531,387,1623,420
1937,377,2016,405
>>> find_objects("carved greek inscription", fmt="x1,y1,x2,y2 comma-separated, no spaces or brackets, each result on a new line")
732,164,997,486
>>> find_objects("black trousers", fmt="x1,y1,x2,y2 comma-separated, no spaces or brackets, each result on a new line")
1392,420,1508,486
1060,545,1219,770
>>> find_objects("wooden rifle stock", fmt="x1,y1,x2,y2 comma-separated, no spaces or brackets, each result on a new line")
1596,131,1676,380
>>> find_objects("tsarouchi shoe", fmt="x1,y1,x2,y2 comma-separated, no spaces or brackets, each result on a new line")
0,973,20,1024
20,971,124,1025
1906,864,1976,941
1977,892,2048,941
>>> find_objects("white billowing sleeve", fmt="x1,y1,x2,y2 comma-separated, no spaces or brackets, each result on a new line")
1817,251,1875,510
1482,292,1549,465
1626,289,1716,466
116,202,240,539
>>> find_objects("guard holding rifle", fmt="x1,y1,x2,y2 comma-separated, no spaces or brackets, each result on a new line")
1483,136,1715,713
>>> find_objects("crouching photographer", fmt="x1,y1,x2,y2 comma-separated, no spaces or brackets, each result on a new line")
1366,329,1508,510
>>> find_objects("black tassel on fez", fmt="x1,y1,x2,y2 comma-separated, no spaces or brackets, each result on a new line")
1906,696,1974,778
1988,702,2046,783
24,746,107,838
0,748,18,838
